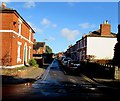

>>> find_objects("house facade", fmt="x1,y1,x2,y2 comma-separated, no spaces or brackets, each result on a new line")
33,42,46,55
66,21,117,62
0,3,35,68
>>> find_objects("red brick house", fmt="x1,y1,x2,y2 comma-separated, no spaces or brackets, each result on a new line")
33,42,46,54
0,3,35,68
33,41,47,66
55,52,64,59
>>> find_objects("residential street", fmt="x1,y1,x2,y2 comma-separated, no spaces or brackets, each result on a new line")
1,2,120,101
2,59,120,101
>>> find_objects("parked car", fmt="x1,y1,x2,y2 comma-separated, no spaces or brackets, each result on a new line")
61,57,72,67
59,56,66,61
66,60,80,74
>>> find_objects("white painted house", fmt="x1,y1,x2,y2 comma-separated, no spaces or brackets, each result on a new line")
86,37,117,60
66,21,117,61
79,20,117,61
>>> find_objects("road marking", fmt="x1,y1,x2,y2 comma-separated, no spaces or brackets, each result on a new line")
69,78,76,83
41,65,51,80
54,74,57,76
41,59,57,80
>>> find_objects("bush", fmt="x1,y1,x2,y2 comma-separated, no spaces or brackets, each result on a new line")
28,58,38,67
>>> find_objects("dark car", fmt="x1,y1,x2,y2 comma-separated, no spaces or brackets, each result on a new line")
61,57,72,67
66,60,80,74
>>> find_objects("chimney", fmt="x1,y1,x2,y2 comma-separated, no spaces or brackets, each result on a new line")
33,38,36,43
100,20,111,36
1,2,6,8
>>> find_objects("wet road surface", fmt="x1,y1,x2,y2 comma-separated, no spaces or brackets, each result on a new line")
2,59,120,101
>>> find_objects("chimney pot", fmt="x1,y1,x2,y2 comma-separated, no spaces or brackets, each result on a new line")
2,2,6,8
104,20,108,24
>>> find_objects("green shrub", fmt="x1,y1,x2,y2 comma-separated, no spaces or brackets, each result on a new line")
28,58,38,67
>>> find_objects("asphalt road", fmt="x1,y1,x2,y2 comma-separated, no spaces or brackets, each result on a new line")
2,59,120,101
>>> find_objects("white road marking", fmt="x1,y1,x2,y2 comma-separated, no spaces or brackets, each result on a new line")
69,78,76,83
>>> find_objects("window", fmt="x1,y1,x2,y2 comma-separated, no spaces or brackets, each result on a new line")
29,29,32,41
28,46,31,60
18,19,22,35
17,41,22,63
80,40,82,48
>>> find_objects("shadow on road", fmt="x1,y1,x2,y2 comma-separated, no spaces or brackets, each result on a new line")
2,75,36,85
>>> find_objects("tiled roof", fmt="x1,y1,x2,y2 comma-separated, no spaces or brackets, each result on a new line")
0,8,12,10
33,42,46,50
86,29,117,38
0,6,13,10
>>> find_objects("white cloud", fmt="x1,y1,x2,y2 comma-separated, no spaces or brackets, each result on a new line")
0,0,11,2
43,38,48,41
41,18,57,28
67,0,75,7
67,2,74,7
34,27,43,33
49,36,55,41
41,18,50,26
52,24,57,28
24,1,36,8
61,28,80,41
27,21,43,33
79,23,96,29
43,36,55,41
28,15,33,19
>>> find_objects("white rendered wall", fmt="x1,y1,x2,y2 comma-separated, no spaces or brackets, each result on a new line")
87,37,117,59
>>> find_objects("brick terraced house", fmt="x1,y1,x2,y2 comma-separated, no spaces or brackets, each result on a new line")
66,20,117,62
0,3,35,68
33,42,46,55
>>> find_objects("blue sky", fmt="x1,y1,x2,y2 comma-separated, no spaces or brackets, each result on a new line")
2,1,119,53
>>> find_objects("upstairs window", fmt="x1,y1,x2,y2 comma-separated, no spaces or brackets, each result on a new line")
18,19,22,35
29,29,32,41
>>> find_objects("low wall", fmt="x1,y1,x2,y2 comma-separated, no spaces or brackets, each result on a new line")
80,62,116,79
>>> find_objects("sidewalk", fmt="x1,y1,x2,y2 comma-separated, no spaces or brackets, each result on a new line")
92,78,120,88
1,65,49,84
19,66,45,80
81,74,120,89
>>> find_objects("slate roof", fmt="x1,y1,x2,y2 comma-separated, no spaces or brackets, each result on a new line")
85,29,117,38
33,42,46,50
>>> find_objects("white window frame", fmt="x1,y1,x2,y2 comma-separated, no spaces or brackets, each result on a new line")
18,19,22,35
23,43,28,64
17,41,22,63
28,46,31,60
29,29,32,41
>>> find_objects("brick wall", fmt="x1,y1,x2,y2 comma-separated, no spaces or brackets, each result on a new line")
0,10,34,68
100,23,111,36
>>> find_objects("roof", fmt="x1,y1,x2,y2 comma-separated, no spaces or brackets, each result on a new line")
0,6,13,10
84,29,117,38
0,6,35,33
33,42,46,50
